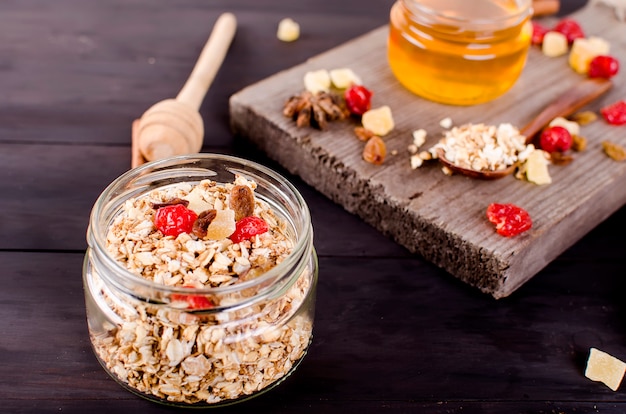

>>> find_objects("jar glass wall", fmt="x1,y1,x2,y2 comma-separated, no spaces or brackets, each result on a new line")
83,154,317,407
388,0,533,105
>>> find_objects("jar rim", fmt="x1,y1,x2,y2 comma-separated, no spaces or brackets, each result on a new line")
401,0,532,28
87,153,313,300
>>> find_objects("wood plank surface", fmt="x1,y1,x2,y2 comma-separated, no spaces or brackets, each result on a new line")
230,3,626,298
3,0,626,413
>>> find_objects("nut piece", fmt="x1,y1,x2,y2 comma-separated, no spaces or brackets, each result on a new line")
303,69,331,94
277,18,300,42
362,106,395,137
329,68,362,89
542,31,569,57
354,126,376,142
585,348,626,391
569,36,610,74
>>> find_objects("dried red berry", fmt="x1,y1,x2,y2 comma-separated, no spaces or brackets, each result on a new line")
344,85,372,116
588,55,620,79
486,203,532,237
531,21,549,45
171,287,213,310
539,126,573,153
230,216,269,243
552,18,585,44
153,204,198,237
601,100,626,126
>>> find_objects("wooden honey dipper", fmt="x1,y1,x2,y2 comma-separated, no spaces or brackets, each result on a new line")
132,12,237,167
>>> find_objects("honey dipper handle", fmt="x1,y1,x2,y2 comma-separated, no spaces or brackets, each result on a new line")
521,78,612,142
176,12,237,110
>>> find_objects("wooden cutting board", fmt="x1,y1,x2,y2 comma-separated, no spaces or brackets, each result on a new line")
229,4,626,298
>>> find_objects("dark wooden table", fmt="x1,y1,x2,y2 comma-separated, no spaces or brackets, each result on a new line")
3,0,625,413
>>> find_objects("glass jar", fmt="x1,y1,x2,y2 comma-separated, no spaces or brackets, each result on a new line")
388,0,533,105
83,154,317,407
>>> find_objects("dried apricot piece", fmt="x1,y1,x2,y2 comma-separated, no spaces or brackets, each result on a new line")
205,209,236,240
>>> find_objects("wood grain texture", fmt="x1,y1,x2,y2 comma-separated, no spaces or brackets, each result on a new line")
230,4,626,298
2,0,626,413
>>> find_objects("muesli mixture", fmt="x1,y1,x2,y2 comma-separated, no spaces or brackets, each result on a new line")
88,175,313,405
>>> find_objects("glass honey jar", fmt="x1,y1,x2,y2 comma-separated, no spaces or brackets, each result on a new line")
388,0,533,106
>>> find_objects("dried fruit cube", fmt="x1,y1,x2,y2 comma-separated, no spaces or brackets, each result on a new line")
542,31,568,57
569,37,610,74
277,18,300,42
524,149,552,185
205,209,236,240
303,69,331,94
362,106,394,136
585,348,626,391
329,68,362,89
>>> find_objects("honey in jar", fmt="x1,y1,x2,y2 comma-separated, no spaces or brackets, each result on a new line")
388,0,533,106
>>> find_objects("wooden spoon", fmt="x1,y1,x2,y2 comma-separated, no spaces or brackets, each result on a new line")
437,78,612,180
133,12,237,166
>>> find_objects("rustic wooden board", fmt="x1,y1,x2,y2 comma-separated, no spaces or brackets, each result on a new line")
230,4,626,298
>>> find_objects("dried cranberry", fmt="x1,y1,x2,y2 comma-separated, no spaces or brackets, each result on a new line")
230,216,269,243
344,85,372,116
171,287,213,310
552,18,585,44
486,203,532,237
531,21,549,45
153,204,198,237
601,100,626,126
539,126,573,153
588,55,620,79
